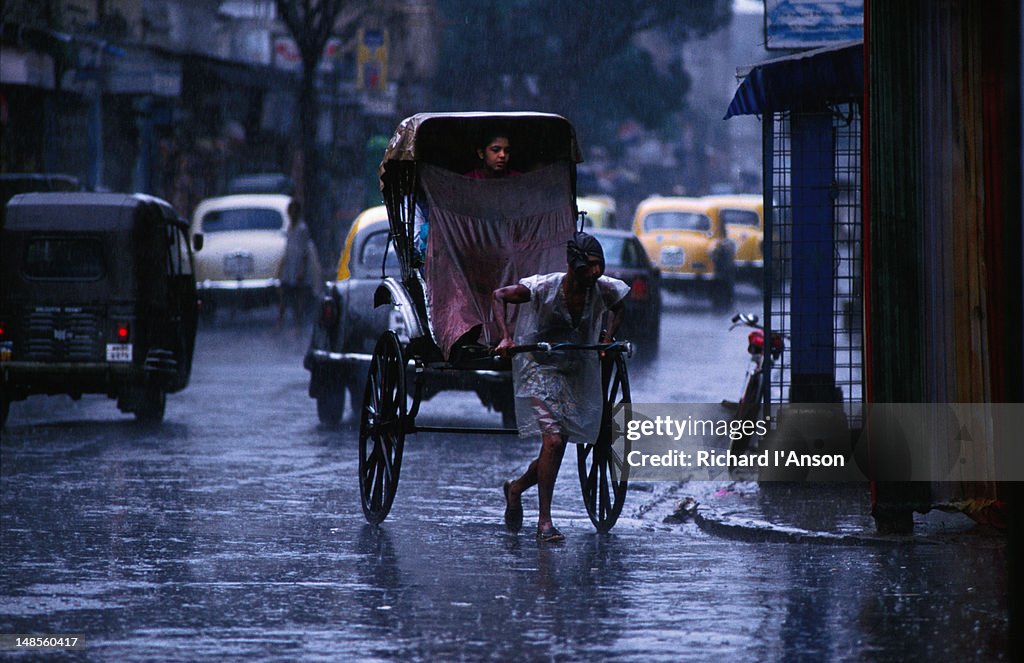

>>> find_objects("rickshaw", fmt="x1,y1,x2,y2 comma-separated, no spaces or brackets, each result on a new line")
359,112,632,532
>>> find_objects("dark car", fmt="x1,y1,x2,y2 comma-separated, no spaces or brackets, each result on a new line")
304,205,515,426
0,173,81,219
1,192,201,426
590,228,662,361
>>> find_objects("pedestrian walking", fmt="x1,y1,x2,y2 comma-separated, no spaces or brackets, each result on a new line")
277,199,319,330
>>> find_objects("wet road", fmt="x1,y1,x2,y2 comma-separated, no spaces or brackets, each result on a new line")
1,288,1009,661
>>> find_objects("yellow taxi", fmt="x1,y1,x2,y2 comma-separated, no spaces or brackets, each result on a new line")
577,195,617,229
333,205,391,281
632,196,736,308
304,205,396,425
703,194,763,282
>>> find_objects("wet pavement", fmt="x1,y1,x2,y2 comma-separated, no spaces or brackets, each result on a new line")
0,294,1010,661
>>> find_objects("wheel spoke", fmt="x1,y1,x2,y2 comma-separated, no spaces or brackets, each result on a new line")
379,437,394,483
606,451,620,486
369,374,382,417
579,442,594,463
609,445,627,482
599,455,610,519
363,440,377,472
608,373,621,403
370,482,384,509
585,449,600,493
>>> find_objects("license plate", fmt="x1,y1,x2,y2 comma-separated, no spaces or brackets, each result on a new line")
661,246,685,266
106,343,133,362
0,341,11,362
224,252,255,279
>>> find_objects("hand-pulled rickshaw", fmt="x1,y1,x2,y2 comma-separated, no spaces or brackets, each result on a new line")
360,112,632,532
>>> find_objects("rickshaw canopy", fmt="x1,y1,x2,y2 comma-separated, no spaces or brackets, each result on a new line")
380,112,582,182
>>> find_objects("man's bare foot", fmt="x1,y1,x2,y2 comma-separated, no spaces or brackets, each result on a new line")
536,524,564,543
503,481,523,532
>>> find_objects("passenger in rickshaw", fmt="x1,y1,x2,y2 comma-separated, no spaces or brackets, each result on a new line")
415,129,522,256
493,232,629,542
464,130,521,179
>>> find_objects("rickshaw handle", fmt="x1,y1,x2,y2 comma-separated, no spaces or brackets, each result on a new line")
508,341,633,357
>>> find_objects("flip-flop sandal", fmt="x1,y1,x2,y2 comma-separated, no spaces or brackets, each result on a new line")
536,525,565,543
503,481,523,533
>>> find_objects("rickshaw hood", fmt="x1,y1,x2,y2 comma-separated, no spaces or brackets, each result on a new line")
380,112,582,186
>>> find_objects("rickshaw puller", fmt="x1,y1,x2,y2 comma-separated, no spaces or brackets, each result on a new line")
493,232,628,542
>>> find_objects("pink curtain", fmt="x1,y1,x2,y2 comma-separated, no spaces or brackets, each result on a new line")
421,162,576,359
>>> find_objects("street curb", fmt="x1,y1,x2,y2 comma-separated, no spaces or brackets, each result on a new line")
693,510,943,546
693,509,1009,547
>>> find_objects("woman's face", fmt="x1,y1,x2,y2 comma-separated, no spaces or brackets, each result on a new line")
478,136,511,175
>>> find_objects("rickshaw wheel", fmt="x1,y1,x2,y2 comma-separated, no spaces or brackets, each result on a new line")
577,353,631,533
358,331,407,525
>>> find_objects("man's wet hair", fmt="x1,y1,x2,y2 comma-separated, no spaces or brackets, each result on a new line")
566,231,605,274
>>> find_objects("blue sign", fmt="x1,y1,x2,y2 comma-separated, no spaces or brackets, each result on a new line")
764,0,863,50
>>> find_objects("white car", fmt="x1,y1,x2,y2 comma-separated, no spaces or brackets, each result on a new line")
190,194,291,314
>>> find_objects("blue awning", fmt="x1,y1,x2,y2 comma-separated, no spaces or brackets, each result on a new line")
725,40,863,118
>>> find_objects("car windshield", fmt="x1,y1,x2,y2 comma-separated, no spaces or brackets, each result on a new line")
23,238,105,280
597,235,645,269
359,230,400,272
201,208,283,233
721,209,759,228
643,211,711,232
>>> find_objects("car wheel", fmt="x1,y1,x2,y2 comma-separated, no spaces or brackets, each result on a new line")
317,391,344,427
135,387,166,423
632,313,661,362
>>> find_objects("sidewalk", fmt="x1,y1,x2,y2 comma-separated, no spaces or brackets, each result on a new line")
676,479,1006,547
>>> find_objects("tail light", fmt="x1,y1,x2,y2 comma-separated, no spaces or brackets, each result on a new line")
320,298,339,325
747,329,764,354
630,277,649,300
0,320,5,338
115,322,130,341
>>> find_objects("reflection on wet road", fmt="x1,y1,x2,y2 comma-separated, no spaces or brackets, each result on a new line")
1,295,1008,660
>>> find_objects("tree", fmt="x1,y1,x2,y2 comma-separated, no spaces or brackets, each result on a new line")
433,0,731,143
275,0,363,267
